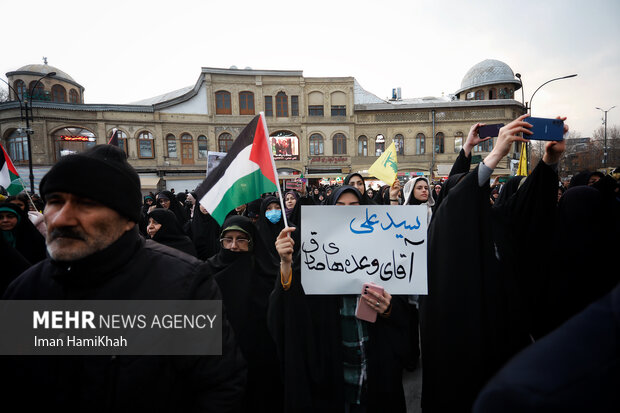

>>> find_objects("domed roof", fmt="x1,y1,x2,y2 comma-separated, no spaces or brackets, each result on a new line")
455,59,521,94
11,63,75,82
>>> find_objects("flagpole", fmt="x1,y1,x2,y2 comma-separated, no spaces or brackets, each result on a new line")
259,112,289,228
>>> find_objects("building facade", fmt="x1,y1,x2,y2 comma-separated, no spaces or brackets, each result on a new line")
0,59,524,193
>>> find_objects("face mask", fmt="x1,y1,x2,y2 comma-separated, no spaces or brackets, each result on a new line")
265,209,282,224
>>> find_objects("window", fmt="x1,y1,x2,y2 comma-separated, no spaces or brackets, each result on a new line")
309,105,324,116
166,134,177,158
488,88,496,100
28,81,45,100
239,91,255,115
264,96,273,117
454,132,464,153
276,92,288,117
331,105,346,117
198,136,208,159
333,133,347,155
14,80,26,101
291,95,299,116
475,138,494,152
53,127,96,159
358,135,368,156
138,131,154,158
51,85,66,102
110,130,128,155
181,133,193,164
394,134,405,155
309,134,324,155
69,89,79,103
475,90,484,100
331,91,346,116
416,133,426,155
7,130,28,162
435,132,445,154
375,134,385,156
215,91,231,115
219,133,233,152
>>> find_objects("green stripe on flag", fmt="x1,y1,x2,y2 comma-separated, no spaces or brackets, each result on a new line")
210,169,277,225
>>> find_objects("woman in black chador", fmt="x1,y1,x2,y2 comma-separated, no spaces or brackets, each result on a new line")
206,215,282,410
146,208,197,257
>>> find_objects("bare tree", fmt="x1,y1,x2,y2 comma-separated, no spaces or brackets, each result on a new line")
592,125,620,169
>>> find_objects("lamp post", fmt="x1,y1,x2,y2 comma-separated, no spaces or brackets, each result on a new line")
596,106,616,168
1,72,56,193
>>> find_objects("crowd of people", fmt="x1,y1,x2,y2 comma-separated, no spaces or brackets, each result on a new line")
1,114,619,412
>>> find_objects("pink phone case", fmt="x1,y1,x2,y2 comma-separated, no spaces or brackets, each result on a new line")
355,283,384,323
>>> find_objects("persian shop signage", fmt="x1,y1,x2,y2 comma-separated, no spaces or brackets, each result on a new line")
308,156,350,164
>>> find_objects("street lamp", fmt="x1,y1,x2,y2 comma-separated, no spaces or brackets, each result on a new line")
596,106,616,168
1,71,56,193
528,74,577,114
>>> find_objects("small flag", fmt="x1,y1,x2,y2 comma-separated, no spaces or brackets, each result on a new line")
516,142,528,176
0,144,25,195
368,142,398,185
195,114,279,225
108,128,119,146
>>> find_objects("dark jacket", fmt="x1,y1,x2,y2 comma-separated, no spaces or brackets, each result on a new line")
2,226,246,412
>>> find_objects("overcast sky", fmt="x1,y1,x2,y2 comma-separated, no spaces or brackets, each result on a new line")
2,0,618,137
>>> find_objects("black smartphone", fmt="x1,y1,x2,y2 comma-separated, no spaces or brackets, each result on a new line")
478,123,504,139
526,117,564,141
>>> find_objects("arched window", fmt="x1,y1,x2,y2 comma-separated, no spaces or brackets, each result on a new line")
454,131,464,153
110,130,128,155
14,80,26,101
166,134,177,158
309,134,324,155
215,91,231,115
358,135,368,156
276,92,288,117
198,135,208,159
333,133,347,155
435,132,445,154
488,88,496,100
219,133,233,152
51,85,66,102
69,89,79,103
181,133,193,164
28,81,45,100
138,131,154,158
394,134,405,155
239,91,255,115
475,90,484,100
331,91,346,116
6,130,28,162
308,91,324,116
53,127,96,159
416,133,426,155
375,134,385,156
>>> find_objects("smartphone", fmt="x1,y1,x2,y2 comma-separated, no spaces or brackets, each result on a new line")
478,123,504,139
526,117,565,141
355,283,384,323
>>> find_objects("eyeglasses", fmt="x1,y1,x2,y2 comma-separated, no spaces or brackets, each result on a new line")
220,237,251,249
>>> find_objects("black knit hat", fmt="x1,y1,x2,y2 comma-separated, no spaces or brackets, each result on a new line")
40,145,142,222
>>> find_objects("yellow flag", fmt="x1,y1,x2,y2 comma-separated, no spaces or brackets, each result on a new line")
368,142,398,185
516,142,528,176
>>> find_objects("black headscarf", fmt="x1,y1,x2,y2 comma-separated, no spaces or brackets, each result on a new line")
343,173,376,205
157,190,188,225
493,175,526,209
188,207,221,261
432,172,467,214
568,171,590,188
147,208,196,257
325,185,362,206
206,216,282,409
256,196,286,264
0,202,46,264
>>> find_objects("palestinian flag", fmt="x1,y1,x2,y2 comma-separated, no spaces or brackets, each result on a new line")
0,144,25,195
195,114,278,225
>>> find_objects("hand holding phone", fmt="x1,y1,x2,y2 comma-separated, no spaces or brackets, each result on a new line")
478,123,504,139
355,283,385,323
525,117,565,141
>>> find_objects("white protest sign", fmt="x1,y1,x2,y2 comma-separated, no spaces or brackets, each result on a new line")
300,205,427,295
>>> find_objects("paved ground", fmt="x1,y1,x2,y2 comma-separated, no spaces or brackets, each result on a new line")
403,363,422,413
